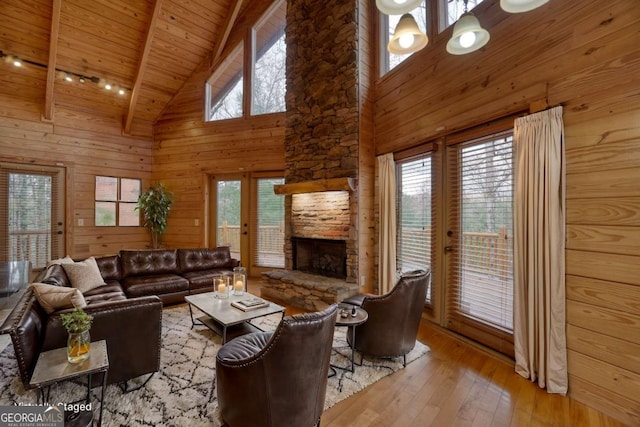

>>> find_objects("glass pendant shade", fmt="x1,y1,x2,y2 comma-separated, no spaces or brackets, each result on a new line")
376,0,424,15
446,12,490,55
388,13,429,55
500,0,549,13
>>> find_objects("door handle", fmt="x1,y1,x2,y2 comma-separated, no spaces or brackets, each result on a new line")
444,246,453,252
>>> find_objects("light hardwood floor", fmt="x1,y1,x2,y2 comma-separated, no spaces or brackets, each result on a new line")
247,282,628,427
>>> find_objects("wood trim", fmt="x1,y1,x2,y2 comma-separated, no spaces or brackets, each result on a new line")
124,0,164,134
273,178,357,195
43,0,62,122
393,141,437,162
210,0,244,68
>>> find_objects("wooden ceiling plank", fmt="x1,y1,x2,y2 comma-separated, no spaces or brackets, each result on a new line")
125,0,165,134
43,0,62,121
211,0,244,67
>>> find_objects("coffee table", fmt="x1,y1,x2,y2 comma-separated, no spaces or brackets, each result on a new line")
185,292,285,343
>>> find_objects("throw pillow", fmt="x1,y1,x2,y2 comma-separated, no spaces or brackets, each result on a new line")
62,257,105,293
46,256,75,267
29,283,87,314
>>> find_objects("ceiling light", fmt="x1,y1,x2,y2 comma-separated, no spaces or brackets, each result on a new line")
388,13,428,55
376,0,423,15
500,0,549,13
13,59,22,67
446,1,490,55
104,84,112,90
118,88,125,96
64,74,73,82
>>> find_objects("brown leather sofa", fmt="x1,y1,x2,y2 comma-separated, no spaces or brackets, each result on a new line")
0,247,239,389
216,305,338,427
342,269,430,366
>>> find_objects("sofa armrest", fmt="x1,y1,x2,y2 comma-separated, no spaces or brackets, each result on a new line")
43,296,163,385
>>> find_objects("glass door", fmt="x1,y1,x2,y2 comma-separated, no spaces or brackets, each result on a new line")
444,131,515,356
211,174,249,264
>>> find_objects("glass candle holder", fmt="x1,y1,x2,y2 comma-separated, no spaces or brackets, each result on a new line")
233,267,246,296
215,275,230,299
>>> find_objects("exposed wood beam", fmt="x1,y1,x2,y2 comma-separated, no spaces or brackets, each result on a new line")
210,0,244,68
274,178,358,195
124,0,164,134
43,0,62,122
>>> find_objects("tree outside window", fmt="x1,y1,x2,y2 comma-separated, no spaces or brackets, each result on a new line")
95,176,141,226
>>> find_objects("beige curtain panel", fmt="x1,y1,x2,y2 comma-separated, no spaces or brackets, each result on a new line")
377,153,397,295
513,106,568,394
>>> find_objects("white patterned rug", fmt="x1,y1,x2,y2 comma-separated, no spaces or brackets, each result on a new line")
0,304,429,426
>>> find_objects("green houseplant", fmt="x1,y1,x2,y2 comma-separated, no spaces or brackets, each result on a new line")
136,183,174,249
60,308,94,363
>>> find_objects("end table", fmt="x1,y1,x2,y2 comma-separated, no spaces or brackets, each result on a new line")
29,340,109,426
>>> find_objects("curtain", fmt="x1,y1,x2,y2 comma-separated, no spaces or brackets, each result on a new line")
378,153,397,294
513,106,567,394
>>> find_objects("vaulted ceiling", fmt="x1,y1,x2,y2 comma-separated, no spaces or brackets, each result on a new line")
0,0,257,135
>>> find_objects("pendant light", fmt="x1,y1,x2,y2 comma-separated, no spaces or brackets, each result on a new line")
446,0,490,55
500,0,549,13
376,0,424,16
388,13,429,55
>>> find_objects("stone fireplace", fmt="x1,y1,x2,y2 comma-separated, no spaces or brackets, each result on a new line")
260,0,375,310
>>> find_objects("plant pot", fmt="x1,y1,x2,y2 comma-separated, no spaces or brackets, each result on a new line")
67,330,91,364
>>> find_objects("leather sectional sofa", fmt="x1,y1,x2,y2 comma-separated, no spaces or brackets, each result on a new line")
0,247,239,391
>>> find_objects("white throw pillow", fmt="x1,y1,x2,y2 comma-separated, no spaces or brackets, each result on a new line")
62,257,105,293
29,283,87,314
46,256,75,267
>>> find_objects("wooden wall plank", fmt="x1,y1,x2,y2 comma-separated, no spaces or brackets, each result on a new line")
567,198,640,226
567,275,640,315
566,250,640,286
567,324,640,375
567,225,640,256
567,300,640,345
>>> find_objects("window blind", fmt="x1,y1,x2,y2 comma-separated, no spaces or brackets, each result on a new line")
446,132,514,352
396,154,434,304
0,162,65,269
253,177,285,268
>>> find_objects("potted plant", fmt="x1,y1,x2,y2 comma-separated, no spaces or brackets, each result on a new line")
136,183,174,249
60,308,94,364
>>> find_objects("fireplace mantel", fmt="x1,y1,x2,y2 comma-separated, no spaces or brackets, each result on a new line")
273,177,357,195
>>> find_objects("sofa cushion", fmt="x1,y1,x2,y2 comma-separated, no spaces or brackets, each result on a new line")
95,255,121,281
122,274,189,298
120,250,179,277
178,247,235,273
62,257,106,293
82,283,127,305
39,265,72,288
29,283,87,314
182,270,233,291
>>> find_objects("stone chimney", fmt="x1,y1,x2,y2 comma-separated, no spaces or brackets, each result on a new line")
283,0,361,283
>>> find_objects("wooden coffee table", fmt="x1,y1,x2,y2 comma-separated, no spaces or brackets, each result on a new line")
185,292,285,343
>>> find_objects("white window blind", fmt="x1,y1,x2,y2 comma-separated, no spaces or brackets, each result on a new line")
253,178,285,268
396,154,434,304
446,133,514,345
0,162,65,269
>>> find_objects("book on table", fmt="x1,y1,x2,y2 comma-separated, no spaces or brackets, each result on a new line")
231,297,269,311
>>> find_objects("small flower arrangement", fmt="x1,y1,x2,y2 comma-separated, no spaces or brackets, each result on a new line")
60,308,94,333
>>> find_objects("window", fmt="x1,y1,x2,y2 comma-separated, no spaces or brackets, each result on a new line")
95,176,140,226
206,44,244,121
446,131,514,353
252,0,286,115
253,177,285,268
396,154,434,304
381,2,427,75
440,0,484,31
0,162,65,268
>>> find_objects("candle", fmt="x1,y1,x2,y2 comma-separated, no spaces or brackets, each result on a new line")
234,280,244,291
218,283,227,293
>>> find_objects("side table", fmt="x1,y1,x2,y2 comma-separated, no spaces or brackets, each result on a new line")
29,340,109,427
330,305,368,376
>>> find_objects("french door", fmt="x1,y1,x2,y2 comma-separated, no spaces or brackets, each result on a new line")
210,173,285,276
444,131,515,356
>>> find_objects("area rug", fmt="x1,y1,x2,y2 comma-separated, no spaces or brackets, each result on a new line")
0,304,429,426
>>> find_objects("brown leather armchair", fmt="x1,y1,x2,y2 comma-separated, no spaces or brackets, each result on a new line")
216,305,338,427
342,269,430,366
